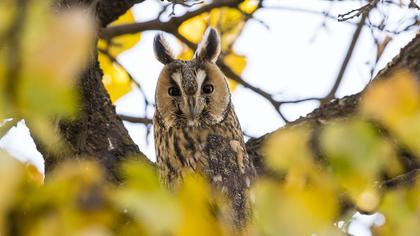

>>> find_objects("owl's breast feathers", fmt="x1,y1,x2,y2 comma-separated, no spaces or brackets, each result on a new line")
153,103,256,226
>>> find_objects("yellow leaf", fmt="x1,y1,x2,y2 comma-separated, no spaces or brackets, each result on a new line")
114,161,180,235
178,14,209,44
375,184,420,236
253,179,339,236
25,163,44,186
98,53,133,103
361,70,419,127
224,53,247,91
0,0,16,37
239,0,259,14
98,10,141,57
264,126,314,174
176,174,229,236
321,119,400,211
361,70,420,156
18,8,94,117
0,151,24,235
177,47,194,61
178,8,245,50
209,8,245,51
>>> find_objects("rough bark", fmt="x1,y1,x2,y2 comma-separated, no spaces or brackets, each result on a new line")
246,33,420,176
34,0,150,182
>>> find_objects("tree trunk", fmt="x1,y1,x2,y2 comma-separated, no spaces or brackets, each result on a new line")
32,0,151,182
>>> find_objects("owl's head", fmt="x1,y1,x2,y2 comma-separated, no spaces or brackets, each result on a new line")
153,28,230,128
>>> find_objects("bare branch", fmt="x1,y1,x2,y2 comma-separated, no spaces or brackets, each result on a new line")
100,0,241,39
166,0,204,16
0,119,19,140
98,48,153,109
323,9,370,103
119,115,153,125
337,0,379,22
279,97,322,105
380,169,420,190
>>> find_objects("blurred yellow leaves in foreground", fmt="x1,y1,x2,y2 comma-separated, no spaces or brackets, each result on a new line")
361,70,420,156
1,50,420,235
261,70,419,235
0,153,234,236
2,0,420,234
98,10,140,103
0,0,95,151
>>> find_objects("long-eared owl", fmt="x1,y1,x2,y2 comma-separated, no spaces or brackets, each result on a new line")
153,28,256,227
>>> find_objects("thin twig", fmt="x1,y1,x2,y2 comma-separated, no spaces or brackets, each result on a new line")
263,4,416,35
338,0,379,22
279,97,322,105
380,169,420,190
323,9,370,103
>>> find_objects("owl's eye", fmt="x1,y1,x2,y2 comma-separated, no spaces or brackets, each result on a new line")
202,84,214,94
168,87,181,96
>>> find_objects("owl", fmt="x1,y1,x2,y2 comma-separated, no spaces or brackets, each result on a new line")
153,28,256,228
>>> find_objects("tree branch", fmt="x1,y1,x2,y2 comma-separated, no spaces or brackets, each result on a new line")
119,115,153,125
99,0,242,39
246,32,420,176
0,119,19,140
380,169,420,190
323,8,370,102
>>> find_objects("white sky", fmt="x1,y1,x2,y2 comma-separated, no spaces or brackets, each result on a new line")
0,1,417,235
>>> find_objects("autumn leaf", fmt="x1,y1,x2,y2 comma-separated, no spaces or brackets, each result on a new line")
0,152,24,235
361,70,420,156
321,119,399,212
223,53,247,91
98,53,133,103
25,163,44,186
97,10,141,57
253,179,339,236
178,13,209,44
98,10,140,103
239,0,259,14
17,8,94,117
0,4,95,151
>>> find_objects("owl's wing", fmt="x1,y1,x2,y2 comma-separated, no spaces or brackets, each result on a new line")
204,134,256,227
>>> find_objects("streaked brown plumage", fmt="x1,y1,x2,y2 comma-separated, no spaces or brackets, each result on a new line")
153,28,256,227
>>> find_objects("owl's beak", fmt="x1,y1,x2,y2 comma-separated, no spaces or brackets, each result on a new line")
187,96,198,118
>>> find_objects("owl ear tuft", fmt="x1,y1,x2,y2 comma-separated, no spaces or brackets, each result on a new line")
194,27,221,63
154,33,175,64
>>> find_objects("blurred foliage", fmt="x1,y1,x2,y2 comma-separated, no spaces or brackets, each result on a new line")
258,70,419,235
0,0,94,150
2,69,420,235
1,1,420,235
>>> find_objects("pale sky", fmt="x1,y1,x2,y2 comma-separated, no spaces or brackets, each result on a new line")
0,1,417,235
